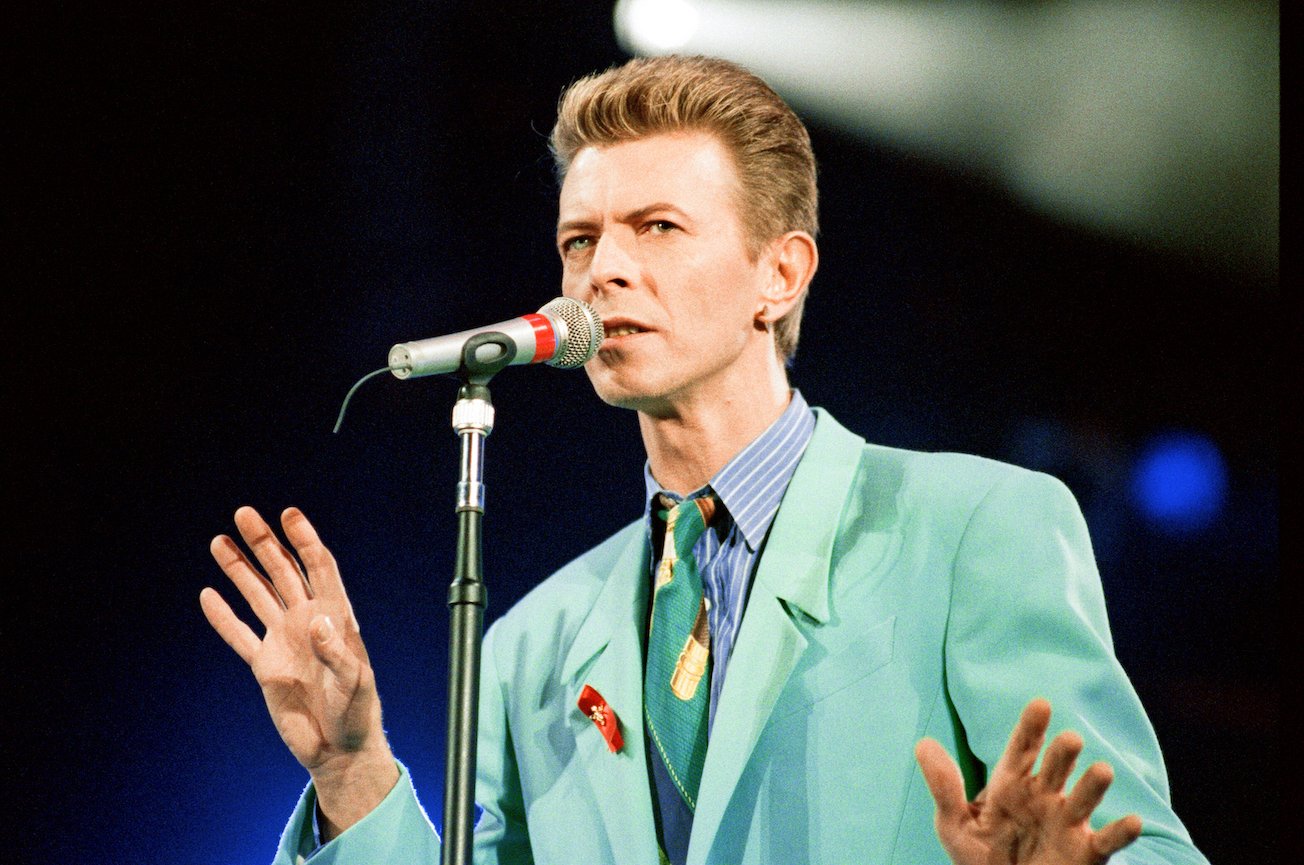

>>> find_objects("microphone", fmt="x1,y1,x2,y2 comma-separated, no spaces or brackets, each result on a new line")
387,297,605,379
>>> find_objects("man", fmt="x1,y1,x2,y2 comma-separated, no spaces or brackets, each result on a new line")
201,56,1208,864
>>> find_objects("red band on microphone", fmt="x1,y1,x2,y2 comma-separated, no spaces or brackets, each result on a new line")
524,313,557,364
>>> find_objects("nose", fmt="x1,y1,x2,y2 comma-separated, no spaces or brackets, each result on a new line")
588,229,638,295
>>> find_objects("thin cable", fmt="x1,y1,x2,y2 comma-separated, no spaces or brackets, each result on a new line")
333,367,391,433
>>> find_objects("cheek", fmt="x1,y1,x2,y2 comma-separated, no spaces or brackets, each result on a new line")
559,267,586,298
697,262,766,324
667,250,754,308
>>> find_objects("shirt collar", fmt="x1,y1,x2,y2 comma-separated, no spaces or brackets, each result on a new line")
643,390,816,551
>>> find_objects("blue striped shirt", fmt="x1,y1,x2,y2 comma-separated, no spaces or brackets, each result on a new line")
644,390,817,730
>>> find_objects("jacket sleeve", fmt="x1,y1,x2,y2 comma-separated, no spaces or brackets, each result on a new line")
269,623,532,865
944,468,1209,865
270,761,440,865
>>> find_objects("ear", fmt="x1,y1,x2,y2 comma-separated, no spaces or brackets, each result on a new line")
755,231,818,324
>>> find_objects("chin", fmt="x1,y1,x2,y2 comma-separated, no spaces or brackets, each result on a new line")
584,365,674,413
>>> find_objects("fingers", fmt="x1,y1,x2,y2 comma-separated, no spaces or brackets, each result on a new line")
234,505,313,607
1036,729,1083,794
994,697,1053,780
915,738,969,828
1093,814,1143,857
209,533,285,627
281,507,348,608
200,586,261,665
310,614,361,693
1065,761,1115,824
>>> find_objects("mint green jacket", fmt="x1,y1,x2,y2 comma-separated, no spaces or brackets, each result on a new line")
276,410,1206,864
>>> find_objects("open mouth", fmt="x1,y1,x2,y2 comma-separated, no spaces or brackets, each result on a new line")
605,325,646,338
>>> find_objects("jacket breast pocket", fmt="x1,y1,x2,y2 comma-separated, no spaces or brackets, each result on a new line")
778,615,896,718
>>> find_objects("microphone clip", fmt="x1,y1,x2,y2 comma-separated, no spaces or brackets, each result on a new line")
457,331,516,386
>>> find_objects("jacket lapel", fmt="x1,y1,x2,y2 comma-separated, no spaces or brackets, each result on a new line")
688,411,866,863
560,525,660,865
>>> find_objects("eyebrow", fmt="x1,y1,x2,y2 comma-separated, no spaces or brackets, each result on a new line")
556,202,691,235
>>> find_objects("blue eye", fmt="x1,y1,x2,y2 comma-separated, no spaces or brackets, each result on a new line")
563,236,593,253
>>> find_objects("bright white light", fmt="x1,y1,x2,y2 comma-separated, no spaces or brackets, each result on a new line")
609,0,1276,272
614,0,700,54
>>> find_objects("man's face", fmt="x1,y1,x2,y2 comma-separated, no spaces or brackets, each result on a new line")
557,131,776,416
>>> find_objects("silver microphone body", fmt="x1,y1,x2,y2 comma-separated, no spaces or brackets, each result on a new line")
388,297,604,379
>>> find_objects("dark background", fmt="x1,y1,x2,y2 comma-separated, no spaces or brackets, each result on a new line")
7,3,1277,863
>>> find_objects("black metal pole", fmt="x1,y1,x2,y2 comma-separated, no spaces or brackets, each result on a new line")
441,334,511,865
443,505,485,865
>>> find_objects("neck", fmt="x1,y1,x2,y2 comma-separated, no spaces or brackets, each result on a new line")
638,356,792,495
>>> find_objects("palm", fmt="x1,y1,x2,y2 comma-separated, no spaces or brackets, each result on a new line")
251,601,354,765
917,699,1142,865
942,786,1108,865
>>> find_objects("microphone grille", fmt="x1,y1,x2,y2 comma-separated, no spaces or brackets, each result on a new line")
539,297,605,368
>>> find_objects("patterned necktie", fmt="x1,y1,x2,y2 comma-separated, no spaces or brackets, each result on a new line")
645,493,717,812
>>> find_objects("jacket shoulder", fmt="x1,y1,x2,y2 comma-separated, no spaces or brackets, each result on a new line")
845,440,1079,530
808,408,1072,516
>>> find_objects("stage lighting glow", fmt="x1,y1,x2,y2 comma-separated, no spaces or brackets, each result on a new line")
610,0,1277,273
614,0,700,53
1130,432,1228,533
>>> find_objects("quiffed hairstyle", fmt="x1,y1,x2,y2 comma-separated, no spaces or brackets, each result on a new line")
550,55,819,363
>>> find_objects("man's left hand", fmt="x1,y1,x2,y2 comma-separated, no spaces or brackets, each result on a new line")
915,698,1142,865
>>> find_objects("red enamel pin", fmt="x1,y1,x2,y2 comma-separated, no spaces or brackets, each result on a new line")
578,684,624,753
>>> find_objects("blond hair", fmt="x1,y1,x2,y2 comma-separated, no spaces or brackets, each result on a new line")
550,55,818,362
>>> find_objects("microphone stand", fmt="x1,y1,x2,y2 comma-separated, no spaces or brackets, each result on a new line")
442,332,514,865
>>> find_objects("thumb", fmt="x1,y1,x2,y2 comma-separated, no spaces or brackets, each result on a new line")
310,615,360,691
916,738,969,828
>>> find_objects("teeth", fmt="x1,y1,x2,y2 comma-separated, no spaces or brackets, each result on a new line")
607,326,642,337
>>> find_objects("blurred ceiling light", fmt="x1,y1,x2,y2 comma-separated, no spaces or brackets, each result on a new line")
615,0,701,53
614,1,1278,277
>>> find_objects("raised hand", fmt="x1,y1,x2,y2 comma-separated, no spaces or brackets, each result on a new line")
916,698,1142,865
200,506,398,837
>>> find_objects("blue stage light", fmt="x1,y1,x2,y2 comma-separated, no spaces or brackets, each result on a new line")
1130,431,1228,533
